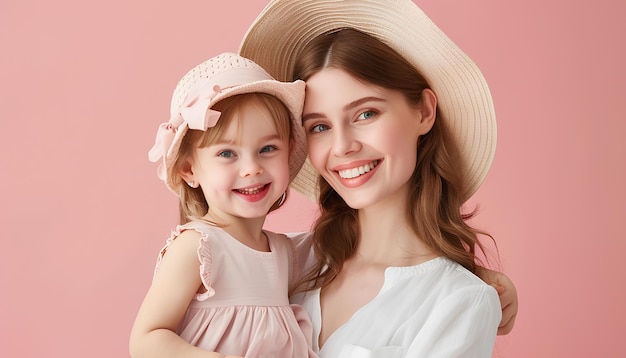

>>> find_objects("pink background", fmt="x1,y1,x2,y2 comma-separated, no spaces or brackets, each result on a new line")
1,0,624,357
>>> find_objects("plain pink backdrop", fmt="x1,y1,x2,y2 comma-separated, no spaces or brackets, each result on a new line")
1,0,625,357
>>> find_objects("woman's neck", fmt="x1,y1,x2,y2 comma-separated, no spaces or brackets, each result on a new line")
355,198,437,267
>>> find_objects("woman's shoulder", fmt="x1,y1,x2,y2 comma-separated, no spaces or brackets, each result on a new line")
388,257,496,295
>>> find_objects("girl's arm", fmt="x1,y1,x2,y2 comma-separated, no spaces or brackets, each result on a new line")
476,267,518,335
129,230,242,358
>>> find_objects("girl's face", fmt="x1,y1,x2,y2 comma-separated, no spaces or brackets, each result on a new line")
184,99,291,220
302,68,434,210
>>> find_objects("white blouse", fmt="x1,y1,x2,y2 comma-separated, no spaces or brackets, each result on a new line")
289,233,501,358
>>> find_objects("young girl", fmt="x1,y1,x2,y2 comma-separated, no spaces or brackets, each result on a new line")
238,0,511,356
129,53,316,358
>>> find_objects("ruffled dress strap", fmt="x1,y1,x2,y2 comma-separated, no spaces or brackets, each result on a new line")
153,221,216,301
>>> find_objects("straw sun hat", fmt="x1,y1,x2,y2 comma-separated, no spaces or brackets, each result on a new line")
239,0,497,201
148,52,307,194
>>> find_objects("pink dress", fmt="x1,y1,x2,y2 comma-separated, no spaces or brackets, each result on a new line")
154,221,317,357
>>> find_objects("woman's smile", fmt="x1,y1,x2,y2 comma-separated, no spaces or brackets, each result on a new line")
304,68,426,209
336,160,380,179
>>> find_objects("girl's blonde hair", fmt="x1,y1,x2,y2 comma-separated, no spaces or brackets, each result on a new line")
293,28,494,292
166,93,293,224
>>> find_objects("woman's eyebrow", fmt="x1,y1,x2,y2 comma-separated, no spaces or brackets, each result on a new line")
302,112,323,124
343,97,385,111
302,96,385,124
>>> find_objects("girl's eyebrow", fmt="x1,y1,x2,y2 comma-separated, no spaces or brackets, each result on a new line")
213,134,282,145
302,96,386,123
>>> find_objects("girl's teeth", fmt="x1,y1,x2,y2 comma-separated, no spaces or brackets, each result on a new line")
238,185,264,194
338,161,378,179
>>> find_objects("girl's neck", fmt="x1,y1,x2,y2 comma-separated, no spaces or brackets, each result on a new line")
204,212,270,252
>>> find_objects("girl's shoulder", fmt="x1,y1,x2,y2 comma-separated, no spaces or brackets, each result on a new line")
157,223,203,257
156,222,216,255
154,221,225,274
156,221,229,301
178,220,221,235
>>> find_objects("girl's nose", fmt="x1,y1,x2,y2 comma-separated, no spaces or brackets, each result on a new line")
240,156,264,177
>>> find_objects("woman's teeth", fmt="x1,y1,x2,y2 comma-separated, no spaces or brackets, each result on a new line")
338,160,379,179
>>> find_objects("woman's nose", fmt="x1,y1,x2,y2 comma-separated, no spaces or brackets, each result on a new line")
331,128,360,157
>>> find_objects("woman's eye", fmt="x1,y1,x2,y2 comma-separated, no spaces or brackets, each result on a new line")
357,110,377,121
309,123,330,133
260,145,277,153
218,150,235,158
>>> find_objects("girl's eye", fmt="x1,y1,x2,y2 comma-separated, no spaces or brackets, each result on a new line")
260,145,277,153
309,123,330,133
218,150,235,158
357,110,377,121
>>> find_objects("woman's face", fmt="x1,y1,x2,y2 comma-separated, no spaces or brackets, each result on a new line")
302,68,435,210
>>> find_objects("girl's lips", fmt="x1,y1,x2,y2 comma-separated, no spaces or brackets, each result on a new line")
233,183,271,202
235,184,266,195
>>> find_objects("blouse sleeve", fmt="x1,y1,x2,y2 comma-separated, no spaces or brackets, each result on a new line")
404,284,501,357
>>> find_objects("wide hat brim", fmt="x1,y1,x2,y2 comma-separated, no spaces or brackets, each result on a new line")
239,0,497,201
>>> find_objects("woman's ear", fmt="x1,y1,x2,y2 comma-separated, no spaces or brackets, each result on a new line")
416,88,437,135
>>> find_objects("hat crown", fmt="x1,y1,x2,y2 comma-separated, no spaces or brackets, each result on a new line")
171,52,273,113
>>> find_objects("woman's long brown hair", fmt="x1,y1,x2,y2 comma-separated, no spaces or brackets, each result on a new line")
292,29,494,293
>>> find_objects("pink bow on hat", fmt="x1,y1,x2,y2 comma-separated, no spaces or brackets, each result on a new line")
148,83,223,181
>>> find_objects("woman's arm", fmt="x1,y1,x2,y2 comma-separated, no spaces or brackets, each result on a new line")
476,267,518,335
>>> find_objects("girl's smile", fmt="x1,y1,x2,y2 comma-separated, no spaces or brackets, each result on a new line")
232,183,272,202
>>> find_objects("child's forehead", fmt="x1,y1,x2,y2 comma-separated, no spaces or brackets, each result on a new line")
215,107,283,142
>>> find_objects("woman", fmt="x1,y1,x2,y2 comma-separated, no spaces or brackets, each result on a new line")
240,0,517,356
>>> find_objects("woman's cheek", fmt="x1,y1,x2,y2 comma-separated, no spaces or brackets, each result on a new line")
306,138,327,173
